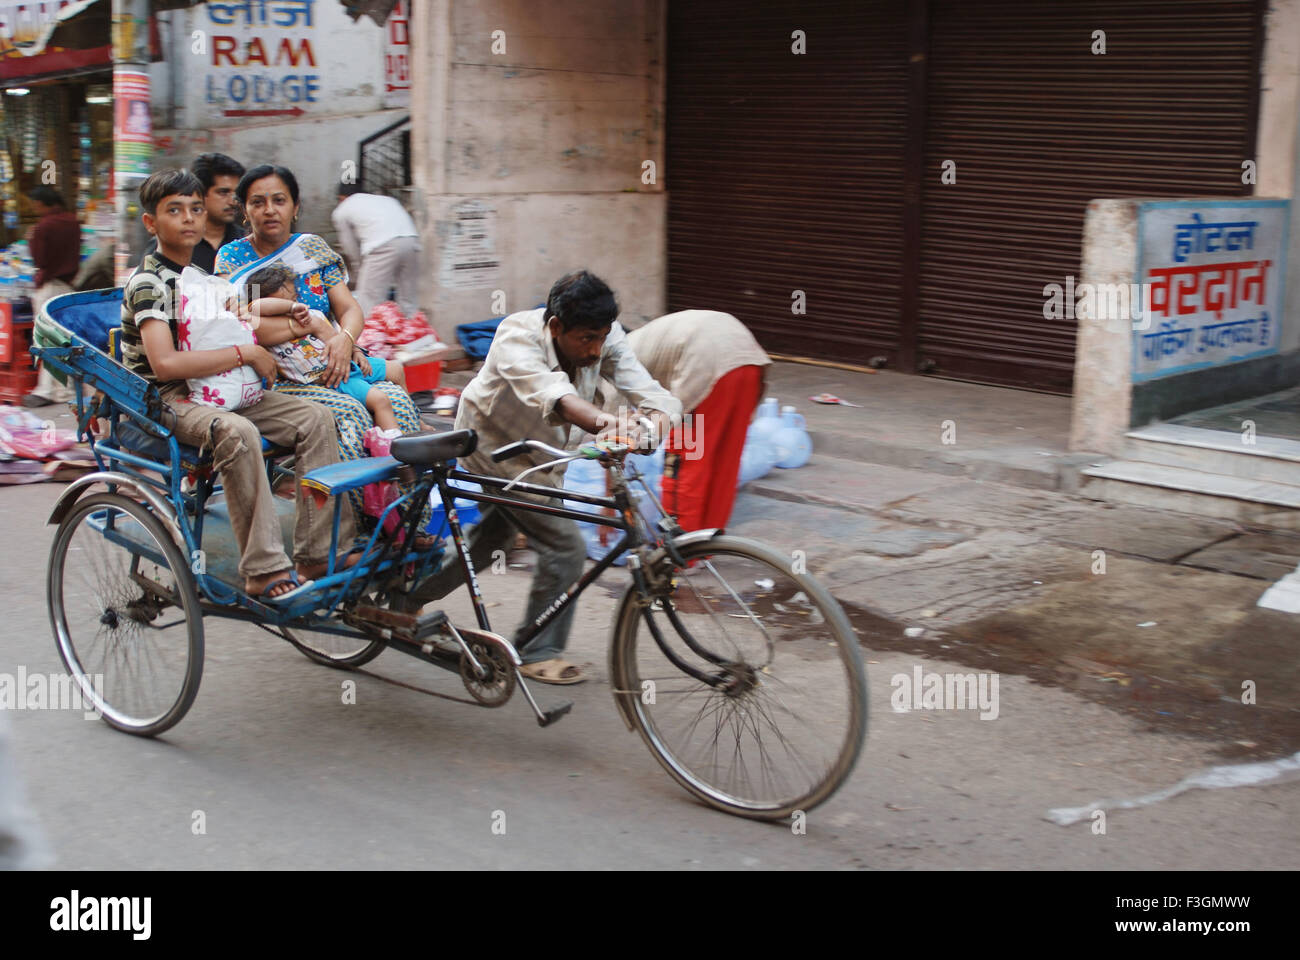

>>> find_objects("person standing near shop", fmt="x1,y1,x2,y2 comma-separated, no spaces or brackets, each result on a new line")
626,310,771,531
22,186,79,407
331,182,422,317
138,153,247,272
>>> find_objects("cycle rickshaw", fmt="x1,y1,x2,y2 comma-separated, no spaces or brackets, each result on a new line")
32,289,867,820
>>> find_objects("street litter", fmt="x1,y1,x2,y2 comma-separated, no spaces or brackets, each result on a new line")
1137,621,1157,627
904,626,925,638
808,393,862,406
755,578,774,590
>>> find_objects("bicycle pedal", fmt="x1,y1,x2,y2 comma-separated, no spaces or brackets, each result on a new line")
537,701,573,728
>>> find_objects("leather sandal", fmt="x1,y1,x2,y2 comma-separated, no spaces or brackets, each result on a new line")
518,659,587,685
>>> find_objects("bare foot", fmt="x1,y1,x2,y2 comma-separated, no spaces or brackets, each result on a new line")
246,569,303,599
296,550,364,581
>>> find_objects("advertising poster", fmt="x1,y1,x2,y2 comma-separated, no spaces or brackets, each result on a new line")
113,69,151,184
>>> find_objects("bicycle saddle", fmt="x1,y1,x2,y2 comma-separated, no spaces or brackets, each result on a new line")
390,428,478,465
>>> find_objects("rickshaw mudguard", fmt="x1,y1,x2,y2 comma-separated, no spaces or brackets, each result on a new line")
608,527,722,732
48,471,186,552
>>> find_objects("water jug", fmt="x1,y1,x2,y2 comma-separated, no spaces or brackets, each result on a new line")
564,458,623,563
747,397,782,445
625,445,666,530
738,434,778,486
426,473,482,538
771,405,812,469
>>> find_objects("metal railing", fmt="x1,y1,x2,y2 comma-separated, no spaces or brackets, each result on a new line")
358,115,411,197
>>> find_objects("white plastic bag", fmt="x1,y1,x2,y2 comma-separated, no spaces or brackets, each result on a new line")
179,266,262,410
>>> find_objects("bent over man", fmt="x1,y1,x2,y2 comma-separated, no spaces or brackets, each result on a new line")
626,310,770,531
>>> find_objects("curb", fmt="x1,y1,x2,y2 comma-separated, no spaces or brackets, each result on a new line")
741,444,1107,514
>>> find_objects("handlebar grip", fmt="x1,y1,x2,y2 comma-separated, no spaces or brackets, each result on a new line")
491,440,532,463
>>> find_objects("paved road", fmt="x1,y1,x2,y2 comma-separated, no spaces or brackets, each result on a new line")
3,475,1298,870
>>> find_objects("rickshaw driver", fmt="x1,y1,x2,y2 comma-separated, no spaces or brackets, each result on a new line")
399,270,681,684
121,169,356,601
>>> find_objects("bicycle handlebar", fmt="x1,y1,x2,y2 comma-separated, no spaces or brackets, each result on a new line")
490,438,631,465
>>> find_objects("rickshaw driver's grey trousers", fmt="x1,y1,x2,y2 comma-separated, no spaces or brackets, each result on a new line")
396,502,587,664
160,384,355,580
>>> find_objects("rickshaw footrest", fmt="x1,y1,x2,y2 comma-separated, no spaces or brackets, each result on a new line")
413,609,449,640
347,604,447,643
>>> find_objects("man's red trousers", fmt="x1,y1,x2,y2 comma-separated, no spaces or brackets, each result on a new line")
661,364,764,531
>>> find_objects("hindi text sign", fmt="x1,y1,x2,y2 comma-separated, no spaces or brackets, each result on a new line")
1133,200,1289,382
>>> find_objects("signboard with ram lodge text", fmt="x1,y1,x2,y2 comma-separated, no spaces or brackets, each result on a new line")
1133,199,1290,383
203,0,321,120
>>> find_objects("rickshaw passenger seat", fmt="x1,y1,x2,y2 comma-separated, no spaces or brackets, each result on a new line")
301,455,401,500
116,418,288,472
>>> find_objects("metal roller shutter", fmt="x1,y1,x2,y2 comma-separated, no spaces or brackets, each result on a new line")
918,0,1264,392
666,0,911,364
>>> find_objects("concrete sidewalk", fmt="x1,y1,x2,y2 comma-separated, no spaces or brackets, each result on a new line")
762,362,1097,491
438,359,1097,490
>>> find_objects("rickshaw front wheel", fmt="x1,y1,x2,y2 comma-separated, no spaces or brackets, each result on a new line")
48,492,204,737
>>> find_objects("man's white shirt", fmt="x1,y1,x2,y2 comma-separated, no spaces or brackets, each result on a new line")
454,308,683,485
330,193,421,265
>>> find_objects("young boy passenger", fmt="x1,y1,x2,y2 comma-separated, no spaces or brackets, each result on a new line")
120,169,354,600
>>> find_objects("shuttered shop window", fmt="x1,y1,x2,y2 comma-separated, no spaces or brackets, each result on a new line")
666,1,910,364
918,0,1262,392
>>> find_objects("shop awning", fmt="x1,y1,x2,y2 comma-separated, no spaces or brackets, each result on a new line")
0,0,164,86
0,0,99,58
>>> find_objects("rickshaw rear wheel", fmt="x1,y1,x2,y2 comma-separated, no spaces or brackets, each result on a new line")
281,611,386,669
48,492,204,737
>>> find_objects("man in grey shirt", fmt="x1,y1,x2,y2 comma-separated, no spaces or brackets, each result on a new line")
403,271,681,684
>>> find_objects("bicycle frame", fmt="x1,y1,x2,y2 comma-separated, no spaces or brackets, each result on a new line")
417,458,730,690
417,461,640,656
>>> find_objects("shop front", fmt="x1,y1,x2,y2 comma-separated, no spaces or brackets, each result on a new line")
0,0,117,402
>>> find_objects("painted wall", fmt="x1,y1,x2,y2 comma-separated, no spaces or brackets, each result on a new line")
147,1,402,236
410,0,666,343
1260,0,1300,353
1258,0,1300,200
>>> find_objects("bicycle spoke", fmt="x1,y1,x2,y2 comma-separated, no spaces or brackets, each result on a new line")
616,536,866,817
52,495,202,735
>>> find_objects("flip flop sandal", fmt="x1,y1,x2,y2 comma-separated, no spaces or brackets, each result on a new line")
519,659,587,685
411,532,440,551
258,570,315,605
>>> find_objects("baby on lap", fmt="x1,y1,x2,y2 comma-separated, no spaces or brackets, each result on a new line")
240,262,408,451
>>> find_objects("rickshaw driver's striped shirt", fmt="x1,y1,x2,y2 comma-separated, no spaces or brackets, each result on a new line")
119,251,186,384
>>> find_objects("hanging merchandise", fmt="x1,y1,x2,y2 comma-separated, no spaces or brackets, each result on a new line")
22,98,37,171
